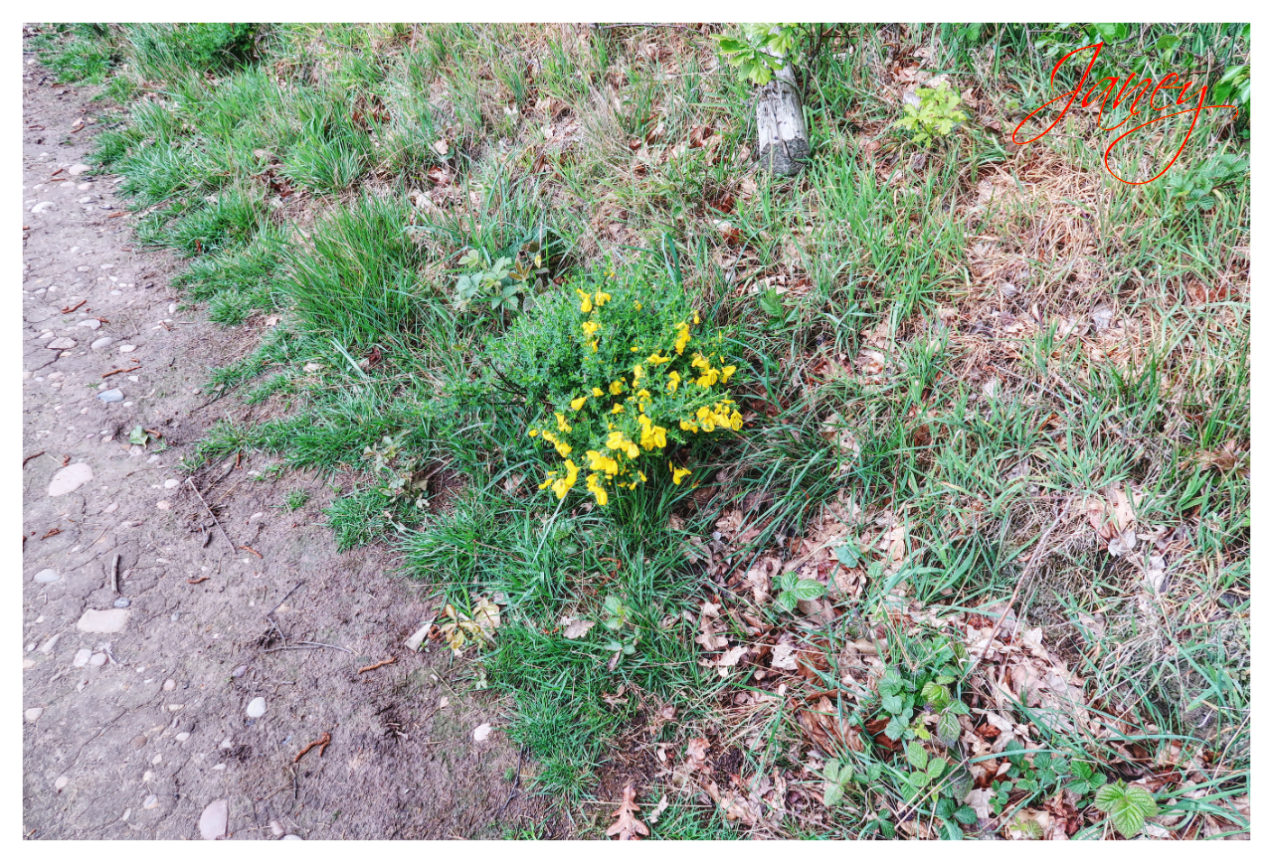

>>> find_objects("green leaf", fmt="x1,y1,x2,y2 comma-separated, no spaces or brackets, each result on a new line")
954,805,978,825
1108,800,1147,838
878,669,903,697
1093,784,1122,811
937,711,960,746
908,769,931,789
791,579,825,601
823,782,844,807
1124,785,1159,817
881,693,903,714
927,756,948,779
884,715,907,741
775,591,797,613
128,425,149,446
906,741,928,770
834,544,860,567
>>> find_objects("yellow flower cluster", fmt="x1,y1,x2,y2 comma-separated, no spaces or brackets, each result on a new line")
527,286,744,507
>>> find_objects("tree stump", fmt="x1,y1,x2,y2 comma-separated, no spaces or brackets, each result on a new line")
757,65,809,175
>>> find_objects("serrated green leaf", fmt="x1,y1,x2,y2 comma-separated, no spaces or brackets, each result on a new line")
1109,800,1147,838
937,711,960,746
791,579,825,601
906,741,928,770
823,782,844,807
908,769,931,789
834,544,860,567
1124,785,1159,817
884,715,906,741
927,756,948,779
954,805,978,825
775,591,797,613
881,693,903,714
1093,784,1122,811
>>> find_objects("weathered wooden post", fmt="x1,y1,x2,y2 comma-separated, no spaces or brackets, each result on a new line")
756,59,809,174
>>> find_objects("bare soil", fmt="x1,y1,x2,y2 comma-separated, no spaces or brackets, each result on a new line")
21,56,556,840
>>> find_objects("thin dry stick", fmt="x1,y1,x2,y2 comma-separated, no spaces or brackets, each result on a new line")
109,553,121,593
186,477,237,556
975,509,1066,665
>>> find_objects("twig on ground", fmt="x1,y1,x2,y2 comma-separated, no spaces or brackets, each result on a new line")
263,641,353,655
293,731,332,763
975,509,1067,665
109,553,120,593
23,451,44,467
186,476,237,556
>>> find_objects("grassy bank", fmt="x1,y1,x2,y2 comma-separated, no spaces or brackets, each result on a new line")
34,22,1250,839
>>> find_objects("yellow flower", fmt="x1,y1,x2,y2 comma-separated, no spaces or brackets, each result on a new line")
691,353,710,370
588,339,598,352
632,364,644,382
729,411,743,431
582,320,600,337
593,290,612,307
646,351,671,365
636,388,651,400
538,471,557,490
551,459,579,498
637,470,647,483
592,387,604,397
609,380,624,396
555,440,572,457
638,415,667,450
667,371,681,393
720,364,737,383
696,368,719,387
586,449,620,476
692,309,701,325
680,419,699,433
611,403,624,414
673,322,691,355
586,472,609,506
570,396,588,411
528,428,539,437
606,431,639,459
555,412,572,433
576,289,593,313
633,301,642,310
671,463,691,485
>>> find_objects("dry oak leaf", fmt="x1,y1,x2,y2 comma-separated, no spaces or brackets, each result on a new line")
560,615,595,639
606,783,650,840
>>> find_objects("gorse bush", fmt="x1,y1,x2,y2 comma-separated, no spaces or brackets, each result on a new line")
483,263,743,507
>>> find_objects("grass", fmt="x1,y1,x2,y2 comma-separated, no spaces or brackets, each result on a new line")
37,22,1250,839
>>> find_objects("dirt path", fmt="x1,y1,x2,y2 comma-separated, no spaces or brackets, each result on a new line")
21,56,553,840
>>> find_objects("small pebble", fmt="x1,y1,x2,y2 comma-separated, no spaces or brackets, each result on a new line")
113,597,130,608
97,389,124,403
72,648,91,668
90,337,113,351
89,653,107,667
24,707,44,723
245,697,266,719
119,344,136,353
33,569,60,584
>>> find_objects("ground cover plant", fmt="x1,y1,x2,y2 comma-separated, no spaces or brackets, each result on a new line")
38,22,1250,839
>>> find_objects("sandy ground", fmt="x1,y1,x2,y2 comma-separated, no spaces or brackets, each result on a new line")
21,54,556,840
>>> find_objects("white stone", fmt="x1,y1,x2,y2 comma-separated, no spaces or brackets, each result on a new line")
31,201,55,213
25,707,44,722
33,569,59,583
198,799,228,840
119,344,136,353
76,608,129,633
245,697,266,718
73,648,92,667
77,319,102,330
48,462,92,496
90,337,114,350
